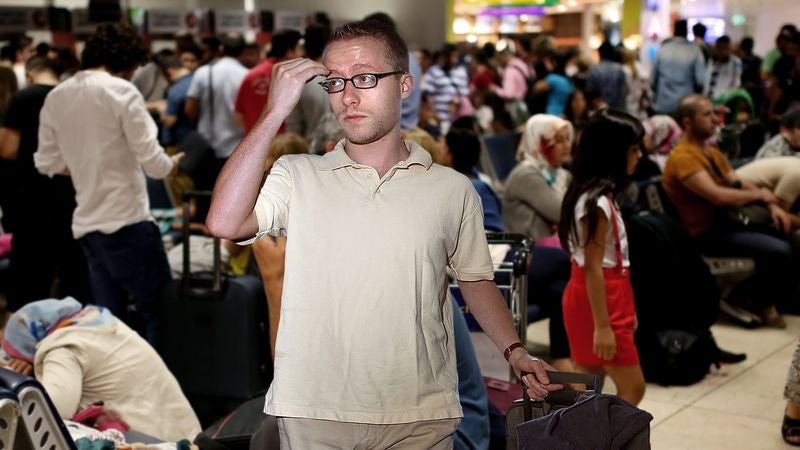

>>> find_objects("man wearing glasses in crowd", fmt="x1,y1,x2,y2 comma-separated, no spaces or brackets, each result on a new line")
206,19,560,448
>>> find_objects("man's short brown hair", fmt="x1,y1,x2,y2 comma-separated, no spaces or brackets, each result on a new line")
675,94,708,129
326,19,409,73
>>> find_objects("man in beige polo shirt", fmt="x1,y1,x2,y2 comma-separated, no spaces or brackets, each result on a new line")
207,20,560,448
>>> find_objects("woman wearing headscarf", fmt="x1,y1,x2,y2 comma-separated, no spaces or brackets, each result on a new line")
504,114,573,239
503,114,575,372
643,115,682,171
2,297,201,441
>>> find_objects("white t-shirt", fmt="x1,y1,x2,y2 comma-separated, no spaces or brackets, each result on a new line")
35,70,174,238
569,194,630,268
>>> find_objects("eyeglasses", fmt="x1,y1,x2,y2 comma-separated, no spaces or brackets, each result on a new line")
318,71,406,93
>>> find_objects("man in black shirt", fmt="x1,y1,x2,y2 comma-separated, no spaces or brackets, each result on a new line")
0,56,91,313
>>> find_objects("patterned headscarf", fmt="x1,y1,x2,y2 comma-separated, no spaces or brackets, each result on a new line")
644,115,682,155
2,298,115,363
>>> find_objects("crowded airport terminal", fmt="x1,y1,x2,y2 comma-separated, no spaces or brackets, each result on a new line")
0,0,799,448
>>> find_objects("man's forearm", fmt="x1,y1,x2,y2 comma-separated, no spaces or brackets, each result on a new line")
458,279,522,353
206,111,284,239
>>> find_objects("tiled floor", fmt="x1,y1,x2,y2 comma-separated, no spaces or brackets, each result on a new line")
526,315,800,449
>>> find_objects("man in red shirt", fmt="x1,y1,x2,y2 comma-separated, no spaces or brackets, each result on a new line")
234,30,303,133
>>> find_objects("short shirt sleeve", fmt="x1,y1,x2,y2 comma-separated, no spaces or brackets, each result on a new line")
237,156,293,245
186,66,206,99
575,194,612,222
165,84,183,116
670,151,707,181
449,188,494,282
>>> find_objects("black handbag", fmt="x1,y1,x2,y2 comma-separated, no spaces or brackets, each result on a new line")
703,155,773,229
725,202,773,227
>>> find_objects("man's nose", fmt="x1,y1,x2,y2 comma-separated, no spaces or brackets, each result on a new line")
340,80,360,104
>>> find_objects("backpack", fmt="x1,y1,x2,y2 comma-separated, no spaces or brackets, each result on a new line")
194,393,278,450
625,212,720,385
637,328,717,386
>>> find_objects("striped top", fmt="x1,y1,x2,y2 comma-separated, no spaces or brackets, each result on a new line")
421,64,470,132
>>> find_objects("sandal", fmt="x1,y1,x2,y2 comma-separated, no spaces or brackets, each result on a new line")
783,414,800,446
762,306,787,329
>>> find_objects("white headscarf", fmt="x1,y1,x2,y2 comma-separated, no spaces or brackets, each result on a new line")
517,114,573,194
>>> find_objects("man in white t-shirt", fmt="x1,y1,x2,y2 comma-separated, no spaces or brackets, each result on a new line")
35,23,182,348
207,19,560,449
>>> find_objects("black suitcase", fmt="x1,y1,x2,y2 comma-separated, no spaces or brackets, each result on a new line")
160,191,272,427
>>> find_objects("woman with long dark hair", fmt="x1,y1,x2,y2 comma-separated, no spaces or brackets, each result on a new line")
558,109,646,405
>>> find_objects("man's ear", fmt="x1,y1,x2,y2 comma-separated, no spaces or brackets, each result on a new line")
400,74,413,99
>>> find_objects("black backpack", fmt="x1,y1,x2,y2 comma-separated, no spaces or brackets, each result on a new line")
194,393,278,450
637,327,717,386
625,212,720,386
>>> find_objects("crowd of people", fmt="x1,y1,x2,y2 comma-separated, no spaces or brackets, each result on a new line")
0,9,799,449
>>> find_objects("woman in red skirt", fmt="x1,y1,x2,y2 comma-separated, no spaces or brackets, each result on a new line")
558,109,646,406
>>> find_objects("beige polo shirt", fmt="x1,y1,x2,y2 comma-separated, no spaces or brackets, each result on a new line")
246,140,494,423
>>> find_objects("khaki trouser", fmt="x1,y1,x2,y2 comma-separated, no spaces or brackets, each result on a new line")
277,417,460,450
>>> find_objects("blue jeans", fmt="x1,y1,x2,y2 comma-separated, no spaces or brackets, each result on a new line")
696,227,797,311
79,221,171,348
452,297,490,450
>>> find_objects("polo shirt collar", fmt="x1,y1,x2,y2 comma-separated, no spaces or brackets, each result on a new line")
318,139,433,171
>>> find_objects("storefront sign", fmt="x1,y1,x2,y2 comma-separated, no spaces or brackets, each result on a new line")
215,10,259,34
0,7,49,32
274,10,305,32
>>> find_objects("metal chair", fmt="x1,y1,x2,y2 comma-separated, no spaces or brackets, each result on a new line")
0,385,21,449
0,368,77,450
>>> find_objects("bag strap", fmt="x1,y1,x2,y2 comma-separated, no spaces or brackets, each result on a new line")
605,195,624,272
510,63,534,83
207,60,216,142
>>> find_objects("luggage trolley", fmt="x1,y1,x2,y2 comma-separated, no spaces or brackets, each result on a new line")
451,232,532,382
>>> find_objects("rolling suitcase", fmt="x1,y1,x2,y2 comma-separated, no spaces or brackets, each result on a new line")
160,191,271,427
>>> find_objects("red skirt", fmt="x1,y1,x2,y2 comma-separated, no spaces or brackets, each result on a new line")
562,263,640,366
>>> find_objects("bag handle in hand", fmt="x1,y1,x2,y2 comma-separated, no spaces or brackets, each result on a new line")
520,370,603,421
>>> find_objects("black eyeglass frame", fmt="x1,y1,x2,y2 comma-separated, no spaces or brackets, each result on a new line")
318,71,406,93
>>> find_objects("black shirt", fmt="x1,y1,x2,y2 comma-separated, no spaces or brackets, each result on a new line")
3,84,55,185
3,84,76,224
772,55,800,115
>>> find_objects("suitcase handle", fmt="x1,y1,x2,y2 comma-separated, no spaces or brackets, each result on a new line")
181,190,222,294
520,370,602,421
